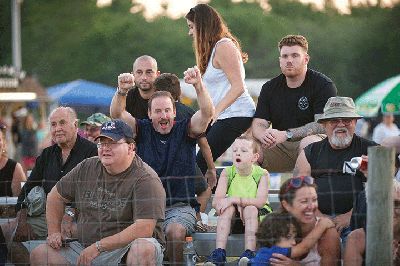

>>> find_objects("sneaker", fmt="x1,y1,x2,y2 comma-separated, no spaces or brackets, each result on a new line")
239,249,255,260
204,248,226,266
238,256,250,266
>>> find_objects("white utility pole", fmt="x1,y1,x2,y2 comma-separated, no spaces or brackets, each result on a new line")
11,0,22,75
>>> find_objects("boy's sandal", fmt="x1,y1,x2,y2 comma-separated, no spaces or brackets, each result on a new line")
195,220,208,232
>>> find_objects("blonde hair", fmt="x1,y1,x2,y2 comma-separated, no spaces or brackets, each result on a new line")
235,135,260,154
185,4,248,75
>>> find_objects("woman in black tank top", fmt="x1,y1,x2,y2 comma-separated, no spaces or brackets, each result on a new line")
0,126,26,197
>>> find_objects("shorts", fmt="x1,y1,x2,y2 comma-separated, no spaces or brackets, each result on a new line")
61,238,163,266
163,204,196,234
262,135,325,173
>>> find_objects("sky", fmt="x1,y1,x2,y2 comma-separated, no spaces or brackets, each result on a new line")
96,0,399,19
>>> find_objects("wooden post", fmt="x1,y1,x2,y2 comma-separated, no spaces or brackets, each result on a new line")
366,146,395,265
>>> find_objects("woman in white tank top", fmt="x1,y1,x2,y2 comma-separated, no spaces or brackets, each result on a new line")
185,4,256,175
273,176,341,265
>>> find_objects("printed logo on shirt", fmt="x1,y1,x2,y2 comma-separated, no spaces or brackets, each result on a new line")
298,96,309,111
87,187,128,211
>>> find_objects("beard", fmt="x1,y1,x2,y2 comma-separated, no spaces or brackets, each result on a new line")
136,82,153,92
330,127,353,148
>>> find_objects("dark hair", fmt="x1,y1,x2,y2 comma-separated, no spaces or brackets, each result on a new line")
185,4,247,75
279,177,317,207
278,35,309,53
154,73,181,102
256,212,302,248
147,91,176,112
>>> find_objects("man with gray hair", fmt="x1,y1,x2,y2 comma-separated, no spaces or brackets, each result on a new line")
0,107,97,248
294,96,377,240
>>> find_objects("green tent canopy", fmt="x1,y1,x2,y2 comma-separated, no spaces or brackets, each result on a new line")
355,74,400,117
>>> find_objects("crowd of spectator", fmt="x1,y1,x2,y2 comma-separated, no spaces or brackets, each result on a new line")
0,3,398,265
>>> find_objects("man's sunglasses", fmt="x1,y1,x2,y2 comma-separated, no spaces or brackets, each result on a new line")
285,176,314,192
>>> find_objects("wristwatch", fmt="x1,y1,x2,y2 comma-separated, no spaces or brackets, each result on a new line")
116,87,128,96
286,130,293,141
95,240,104,253
65,210,75,218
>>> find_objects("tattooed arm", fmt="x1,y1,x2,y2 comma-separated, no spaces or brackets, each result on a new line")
288,114,326,141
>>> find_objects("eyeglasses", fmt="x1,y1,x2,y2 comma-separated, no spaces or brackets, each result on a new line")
285,176,314,192
96,141,127,149
326,118,353,126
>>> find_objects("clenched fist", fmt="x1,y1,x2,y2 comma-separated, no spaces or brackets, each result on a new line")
183,66,202,85
117,73,135,93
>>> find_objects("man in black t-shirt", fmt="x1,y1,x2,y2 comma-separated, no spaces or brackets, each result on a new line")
252,35,337,173
295,97,377,241
122,55,160,119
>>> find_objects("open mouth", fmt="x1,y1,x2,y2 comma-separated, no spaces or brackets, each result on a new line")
235,158,241,163
160,121,169,130
303,211,315,220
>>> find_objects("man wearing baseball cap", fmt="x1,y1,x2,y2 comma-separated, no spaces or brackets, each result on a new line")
294,96,377,241
31,119,166,265
80,113,111,142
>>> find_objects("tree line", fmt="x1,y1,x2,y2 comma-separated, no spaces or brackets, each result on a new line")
0,0,399,98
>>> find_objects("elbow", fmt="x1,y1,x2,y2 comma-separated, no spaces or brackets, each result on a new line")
110,108,121,119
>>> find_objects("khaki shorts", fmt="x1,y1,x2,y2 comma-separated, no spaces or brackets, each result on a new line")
262,135,325,173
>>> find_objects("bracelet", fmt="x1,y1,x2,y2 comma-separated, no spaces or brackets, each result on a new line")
95,241,104,253
116,87,128,96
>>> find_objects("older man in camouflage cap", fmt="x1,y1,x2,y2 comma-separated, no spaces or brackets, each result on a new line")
80,113,111,142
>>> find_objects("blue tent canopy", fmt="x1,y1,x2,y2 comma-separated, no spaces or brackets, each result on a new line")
47,79,115,107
